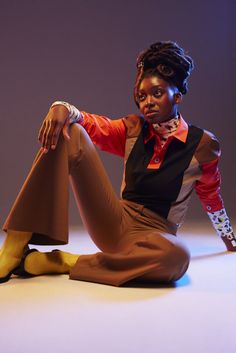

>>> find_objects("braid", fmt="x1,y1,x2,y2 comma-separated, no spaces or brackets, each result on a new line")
134,41,194,106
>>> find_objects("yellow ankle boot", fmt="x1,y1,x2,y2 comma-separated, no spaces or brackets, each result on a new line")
0,230,32,283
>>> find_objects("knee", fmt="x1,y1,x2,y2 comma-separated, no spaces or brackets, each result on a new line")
68,122,84,136
157,234,190,280
166,243,190,281
142,240,190,283
67,123,88,150
68,123,92,144
66,124,94,167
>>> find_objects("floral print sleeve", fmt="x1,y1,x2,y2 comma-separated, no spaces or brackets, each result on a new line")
207,208,236,251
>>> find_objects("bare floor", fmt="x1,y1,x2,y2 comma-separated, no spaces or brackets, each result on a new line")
0,224,236,353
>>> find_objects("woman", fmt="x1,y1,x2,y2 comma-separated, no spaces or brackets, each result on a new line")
0,41,234,286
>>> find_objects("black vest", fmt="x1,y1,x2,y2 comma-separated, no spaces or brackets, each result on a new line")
122,122,203,219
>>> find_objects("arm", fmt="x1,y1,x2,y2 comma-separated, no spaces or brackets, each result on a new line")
207,209,235,250
78,111,126,157
39,101,127,156
195,134,235,251
50,101,82,124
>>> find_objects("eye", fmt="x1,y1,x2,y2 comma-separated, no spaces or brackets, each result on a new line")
137,93,146,102
153,89,163,98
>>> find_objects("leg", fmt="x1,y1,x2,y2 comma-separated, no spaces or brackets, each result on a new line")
17,230,189,281
69,231,190,286
1,124,124,281
134,233,190,283
3,124,123,249
67,124,124,252
1,132,71,280
2,130,71,245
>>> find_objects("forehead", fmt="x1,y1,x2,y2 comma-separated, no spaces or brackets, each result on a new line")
139,75,171,91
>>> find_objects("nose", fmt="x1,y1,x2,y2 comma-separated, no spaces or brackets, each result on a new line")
145,95,155,107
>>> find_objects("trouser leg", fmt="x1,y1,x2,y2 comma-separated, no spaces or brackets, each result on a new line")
68,124,123,252
2,124,123,250
134,233,190,283
70,230,190,286
2,130,70,245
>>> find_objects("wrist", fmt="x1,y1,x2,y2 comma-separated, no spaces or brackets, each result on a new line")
50,101,82,124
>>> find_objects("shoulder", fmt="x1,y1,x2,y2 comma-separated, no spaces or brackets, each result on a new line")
122,114,144,137
194,128,221,163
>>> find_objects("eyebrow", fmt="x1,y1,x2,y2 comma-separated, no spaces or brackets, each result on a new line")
138,85,164,92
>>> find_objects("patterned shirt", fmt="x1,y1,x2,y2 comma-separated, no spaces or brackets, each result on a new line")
78,111,223,228
50,101,235,249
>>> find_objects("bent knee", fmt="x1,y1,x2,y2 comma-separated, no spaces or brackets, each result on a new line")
167,243,190,281
66,123,95,167
69,123,92,144
158,234,190,271
140,240,190,283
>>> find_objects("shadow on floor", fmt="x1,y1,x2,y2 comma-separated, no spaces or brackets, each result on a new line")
123,273,191,288
191,250,231,260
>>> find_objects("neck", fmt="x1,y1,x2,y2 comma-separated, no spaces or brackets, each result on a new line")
154,114,179,126
152,114,180,136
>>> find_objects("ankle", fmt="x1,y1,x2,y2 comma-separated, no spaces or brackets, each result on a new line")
1,231,32,257
7,230,32,242
59,251,80,270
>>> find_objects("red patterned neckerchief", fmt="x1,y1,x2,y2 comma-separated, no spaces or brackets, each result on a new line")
152,116,179,147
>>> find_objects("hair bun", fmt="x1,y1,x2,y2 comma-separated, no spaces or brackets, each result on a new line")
156,64,175,77
135,41,194,98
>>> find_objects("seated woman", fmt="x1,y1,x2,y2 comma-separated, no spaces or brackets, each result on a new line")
0,41,234,286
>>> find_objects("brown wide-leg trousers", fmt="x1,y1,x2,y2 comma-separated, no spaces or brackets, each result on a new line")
2,124,190,286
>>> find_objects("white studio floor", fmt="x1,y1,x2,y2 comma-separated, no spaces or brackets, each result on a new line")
0,222,236,353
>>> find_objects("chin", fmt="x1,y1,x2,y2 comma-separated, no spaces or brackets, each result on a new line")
144,115,164,124
146,115,175,124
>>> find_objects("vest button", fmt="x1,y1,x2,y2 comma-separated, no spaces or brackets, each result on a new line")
154,157,160,163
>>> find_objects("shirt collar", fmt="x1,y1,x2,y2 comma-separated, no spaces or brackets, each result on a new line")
144,114,188,144
172,114,188,143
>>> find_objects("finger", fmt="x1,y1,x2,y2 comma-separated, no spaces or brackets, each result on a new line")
38,120,47,143
46,120,59,150
41,120,48,148
43,119,55,151
42,120,51,152
50,124,63,149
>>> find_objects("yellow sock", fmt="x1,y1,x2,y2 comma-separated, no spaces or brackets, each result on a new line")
24,250,80,275
0,230,32,278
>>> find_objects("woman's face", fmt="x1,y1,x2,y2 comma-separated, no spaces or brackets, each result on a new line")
137,75,182,124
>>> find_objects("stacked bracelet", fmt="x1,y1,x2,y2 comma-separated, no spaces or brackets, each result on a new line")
50,101,82,124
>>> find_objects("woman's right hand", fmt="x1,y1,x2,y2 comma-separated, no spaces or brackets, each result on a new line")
38,105,71,153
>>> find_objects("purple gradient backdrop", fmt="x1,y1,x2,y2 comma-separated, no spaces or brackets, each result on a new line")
0,0,235,227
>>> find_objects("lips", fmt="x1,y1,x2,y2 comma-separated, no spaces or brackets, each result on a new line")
145,110,159,117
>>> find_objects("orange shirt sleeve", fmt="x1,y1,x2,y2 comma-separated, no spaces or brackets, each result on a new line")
79,111,127,157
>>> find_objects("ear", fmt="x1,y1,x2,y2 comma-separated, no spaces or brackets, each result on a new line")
174,92,182,104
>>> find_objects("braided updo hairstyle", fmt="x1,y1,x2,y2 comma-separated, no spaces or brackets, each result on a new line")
134,41,194,106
